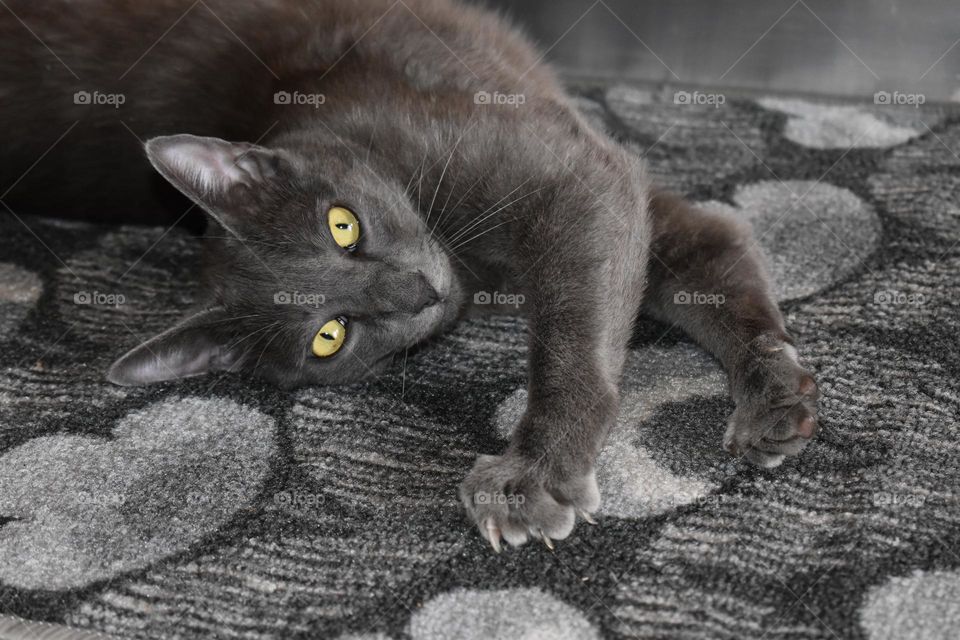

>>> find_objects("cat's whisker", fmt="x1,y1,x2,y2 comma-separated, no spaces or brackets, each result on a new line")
225,328,271,354
431,166,464,238
448,218,516,255
425,122,472,231
198,236,283,248
445,186,542,247
239,328,284,368
225,322,280,355
434,165,498,240
210,313,270,325
415,165,424,213
405,152,428,195
252,325,284,373
441,176,531,242
414,149,433,216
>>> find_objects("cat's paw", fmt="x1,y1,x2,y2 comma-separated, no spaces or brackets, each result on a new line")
458,453,599,552
724,343,819,468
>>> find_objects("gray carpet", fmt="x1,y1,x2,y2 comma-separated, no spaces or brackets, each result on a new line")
1,85,959,639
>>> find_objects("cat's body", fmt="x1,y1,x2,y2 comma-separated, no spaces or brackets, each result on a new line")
0,0,818,549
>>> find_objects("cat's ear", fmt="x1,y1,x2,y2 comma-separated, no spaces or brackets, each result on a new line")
106,306,240,386
145,134,287,227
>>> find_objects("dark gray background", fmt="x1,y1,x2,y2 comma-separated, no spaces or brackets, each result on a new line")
478,0,960,101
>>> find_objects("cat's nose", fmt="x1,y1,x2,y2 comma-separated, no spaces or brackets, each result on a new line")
371,269,442,314
411,272,441,312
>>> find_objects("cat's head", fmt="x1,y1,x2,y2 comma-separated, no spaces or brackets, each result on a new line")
107,134,464,388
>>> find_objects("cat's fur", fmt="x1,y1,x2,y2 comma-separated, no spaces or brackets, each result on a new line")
0,0,818,549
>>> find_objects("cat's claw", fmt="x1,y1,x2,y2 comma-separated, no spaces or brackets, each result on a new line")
541,532,555,550
459,453,600,551
483,518,502,553
578,509,597,525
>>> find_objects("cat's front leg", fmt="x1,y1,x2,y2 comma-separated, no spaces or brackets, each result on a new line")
459,162,650,551
642,191,819,467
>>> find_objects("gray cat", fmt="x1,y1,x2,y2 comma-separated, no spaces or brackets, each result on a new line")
0,0,818,550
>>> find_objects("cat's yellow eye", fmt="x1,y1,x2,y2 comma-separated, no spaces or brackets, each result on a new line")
328,206,360,250
312,317,347,357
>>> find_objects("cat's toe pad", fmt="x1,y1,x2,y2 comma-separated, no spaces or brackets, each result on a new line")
796,414,816,438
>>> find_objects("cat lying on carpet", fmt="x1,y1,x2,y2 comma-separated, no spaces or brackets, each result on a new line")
0,0,818,551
